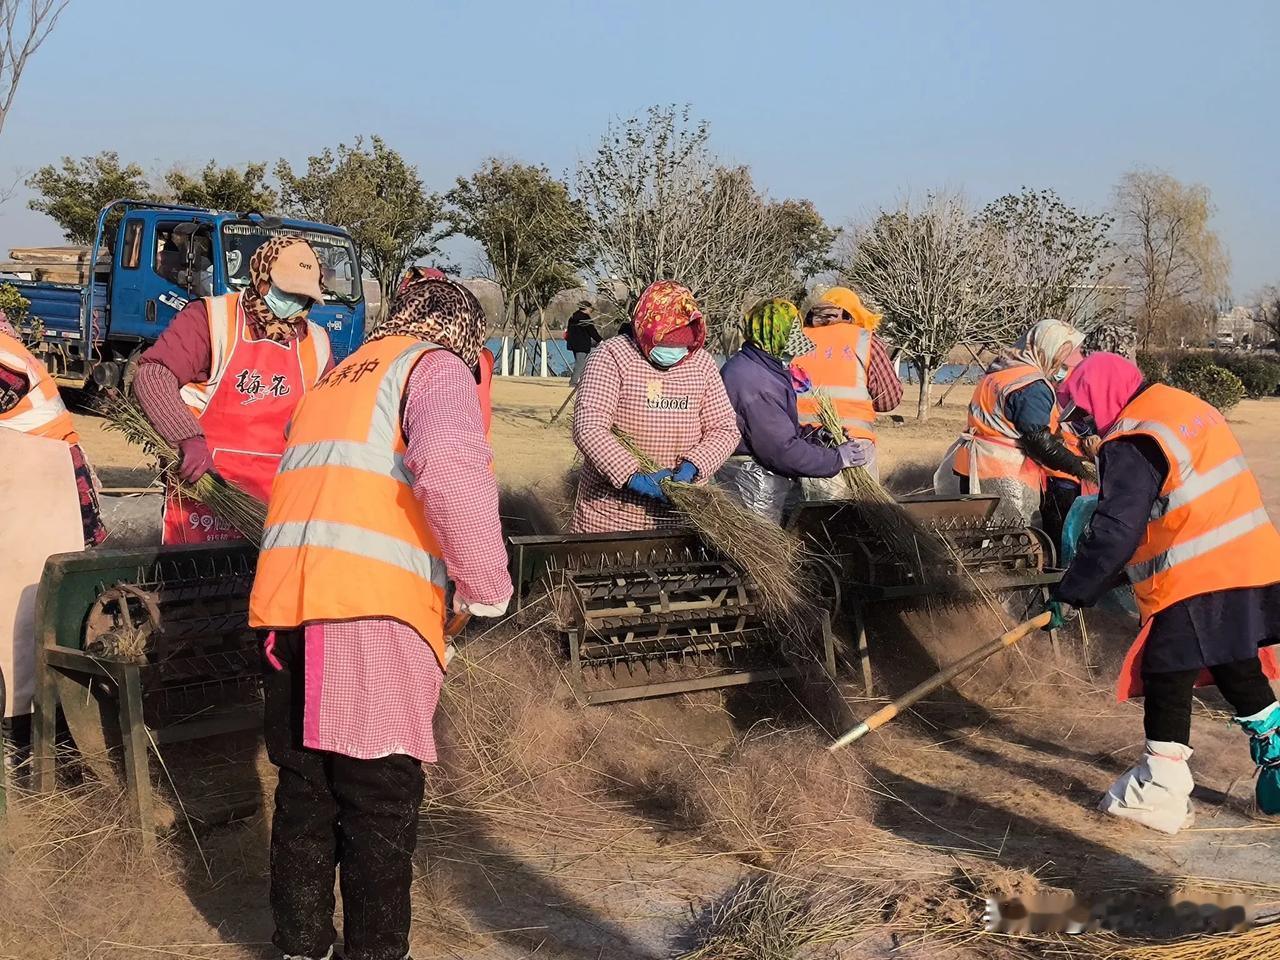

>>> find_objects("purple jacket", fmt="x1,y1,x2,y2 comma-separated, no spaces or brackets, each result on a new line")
719,344,843,479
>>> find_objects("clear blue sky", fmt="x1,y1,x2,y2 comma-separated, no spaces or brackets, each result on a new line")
1,0,1276,297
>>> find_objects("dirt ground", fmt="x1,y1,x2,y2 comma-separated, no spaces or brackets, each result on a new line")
4,379,1280,959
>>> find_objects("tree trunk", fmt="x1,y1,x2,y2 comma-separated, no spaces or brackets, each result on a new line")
915,359,933,421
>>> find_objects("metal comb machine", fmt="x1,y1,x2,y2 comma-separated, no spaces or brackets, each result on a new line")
787,493,1063,695
512,495,1061,705
31,543,261,847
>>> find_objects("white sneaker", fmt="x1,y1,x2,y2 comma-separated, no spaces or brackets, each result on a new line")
1099,740,1195,835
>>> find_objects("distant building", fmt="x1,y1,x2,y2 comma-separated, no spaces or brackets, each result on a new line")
1216,305,1256,347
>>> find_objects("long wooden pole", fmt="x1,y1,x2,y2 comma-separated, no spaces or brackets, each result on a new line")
827,611,1052,751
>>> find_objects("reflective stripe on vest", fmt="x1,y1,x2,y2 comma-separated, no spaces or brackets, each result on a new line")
794,325,876,440
1102,383,1280,618
0,332,79,443
955,364,1057,487
180,293,330,415
249,336,453,665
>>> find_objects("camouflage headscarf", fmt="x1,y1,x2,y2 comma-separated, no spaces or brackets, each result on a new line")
744,298,815,359
242,235,317,342
368,275,487,368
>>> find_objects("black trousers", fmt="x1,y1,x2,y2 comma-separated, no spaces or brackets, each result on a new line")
1041,478,1080,556
1142,657,1276,745
264,630,425,960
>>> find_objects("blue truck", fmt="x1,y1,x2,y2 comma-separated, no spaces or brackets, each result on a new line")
7,199,366,390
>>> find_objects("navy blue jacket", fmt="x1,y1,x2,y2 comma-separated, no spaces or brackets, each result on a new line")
719,344,843,479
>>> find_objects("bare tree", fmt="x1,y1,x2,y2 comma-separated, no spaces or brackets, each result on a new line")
839,192,1015,420
1114,168,1229,350
574,105,812,350
447,158,587,358
0,1,68,140
1253,285,1280,347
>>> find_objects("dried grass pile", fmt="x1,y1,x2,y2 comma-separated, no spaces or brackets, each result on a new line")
678,873,887,960
611,428,807,617
102,392,267,544
0,780,235,960
1102,924,1280,960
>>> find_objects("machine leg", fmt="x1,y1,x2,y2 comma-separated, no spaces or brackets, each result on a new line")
117,666,156,851
32,657,59,794
819,610,838,680
853,603,873,697
1041,586,1060,658
568,630,585,700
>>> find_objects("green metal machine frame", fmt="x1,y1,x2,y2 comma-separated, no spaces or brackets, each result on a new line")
31,543,261,849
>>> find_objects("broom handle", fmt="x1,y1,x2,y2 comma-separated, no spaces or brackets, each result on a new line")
827,611,1052,751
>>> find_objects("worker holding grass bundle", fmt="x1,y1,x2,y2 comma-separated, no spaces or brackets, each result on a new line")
570,280,739,533
132,236,332,545
249,274,511,960
1047,352,1280,834
792,286,902,492
935,318,1093,524
718,298,872,523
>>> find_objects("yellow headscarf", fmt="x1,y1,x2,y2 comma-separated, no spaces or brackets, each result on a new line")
807,286,882,331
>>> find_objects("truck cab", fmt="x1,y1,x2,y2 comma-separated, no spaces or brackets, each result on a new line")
15,200,365,389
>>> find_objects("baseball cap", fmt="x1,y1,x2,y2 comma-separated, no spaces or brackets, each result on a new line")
270,239,326,304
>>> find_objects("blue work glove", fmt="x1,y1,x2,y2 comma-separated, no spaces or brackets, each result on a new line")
672,460,698,484
837,439,873,469
626,469,672,502
1044,599,1077,631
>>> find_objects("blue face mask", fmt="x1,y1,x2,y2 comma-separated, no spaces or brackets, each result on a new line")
1053,367,1070,382
649,345,688,368
263,283,311,320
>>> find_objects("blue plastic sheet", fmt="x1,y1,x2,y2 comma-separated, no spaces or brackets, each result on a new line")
1060,495,1139,617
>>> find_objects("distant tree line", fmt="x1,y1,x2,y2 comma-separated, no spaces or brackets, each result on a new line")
21,105,1251,417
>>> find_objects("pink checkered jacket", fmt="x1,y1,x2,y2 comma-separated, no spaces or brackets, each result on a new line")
570,335,740,533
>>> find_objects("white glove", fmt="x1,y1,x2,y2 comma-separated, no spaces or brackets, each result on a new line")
452,593,511,618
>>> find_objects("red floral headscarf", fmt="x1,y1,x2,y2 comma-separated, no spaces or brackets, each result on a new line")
630,281,706,361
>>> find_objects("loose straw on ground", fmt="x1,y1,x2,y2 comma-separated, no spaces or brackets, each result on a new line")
102,393,267,545
611,427,806,617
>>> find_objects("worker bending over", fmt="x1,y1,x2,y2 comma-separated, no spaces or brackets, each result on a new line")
132,237,332,544
249,275,512,960
570,280,739,532
792,286,902,491
0,314,105,546
718,298,871,523
1048,352,1280,834
937,319,1093,524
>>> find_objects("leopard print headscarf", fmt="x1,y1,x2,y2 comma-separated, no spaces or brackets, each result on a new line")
242,236,315,342
368,275,486,368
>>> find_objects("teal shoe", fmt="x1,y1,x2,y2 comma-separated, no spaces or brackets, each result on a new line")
1233,702,1280,815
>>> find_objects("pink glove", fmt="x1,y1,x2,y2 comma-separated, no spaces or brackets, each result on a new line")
176,436,214,484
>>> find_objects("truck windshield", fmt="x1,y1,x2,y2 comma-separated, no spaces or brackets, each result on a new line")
221,222,361,305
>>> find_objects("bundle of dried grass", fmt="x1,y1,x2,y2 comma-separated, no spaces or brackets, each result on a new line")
103,393,267,545
1104,924,1280,960
813,391,949,576
611,428,806,617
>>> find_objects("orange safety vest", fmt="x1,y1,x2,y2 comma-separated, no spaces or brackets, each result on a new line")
1103,384,1280,622
178,292,330,417
954,363,1058,494
794,324,877,442
478,346,494,435
249,335,492,668
0,331,79,444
